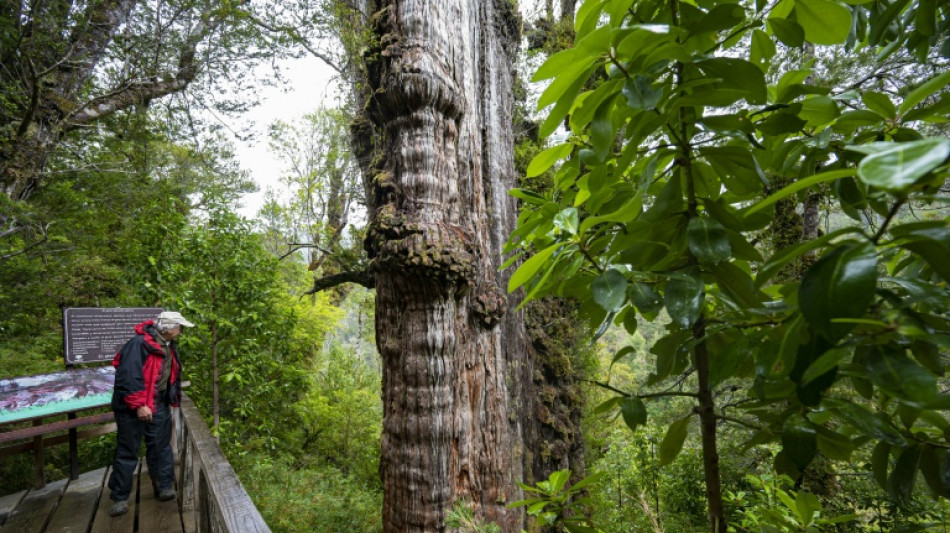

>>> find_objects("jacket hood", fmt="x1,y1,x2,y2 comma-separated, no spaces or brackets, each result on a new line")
135,320,165,354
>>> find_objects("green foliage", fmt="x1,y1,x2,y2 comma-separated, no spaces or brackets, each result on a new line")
510,469,607,532
508,0,950,530
232,453,382,533
447,501,502,533
729,473,857,532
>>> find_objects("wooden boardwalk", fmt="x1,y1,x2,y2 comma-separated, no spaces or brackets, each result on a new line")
0,464,187,533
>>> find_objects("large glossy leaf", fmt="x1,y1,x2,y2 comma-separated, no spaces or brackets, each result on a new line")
508,243,561,293
708,261,767,308
890,222,950,281
746,169,855,215
768,17,805,47
700,146,767,196
865,345,938,403
709,336,752,387
815,426,855,461
898,70,950,115
872,441,891,491
628,282,663,314
801,346,853,385
592,269,627,312
888,445,921,506
665,269,704,329
829,399,906,445
623,74,663,110
695,58,767,104
799,242,878,342
527,143,574,178
794,0,852,44
855,138,950,190
659,416,692,466
920,446,950,498
621,396,648,432
687,216,731,263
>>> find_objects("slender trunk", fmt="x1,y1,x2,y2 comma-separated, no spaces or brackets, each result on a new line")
365,1,523,531
676,24,726,527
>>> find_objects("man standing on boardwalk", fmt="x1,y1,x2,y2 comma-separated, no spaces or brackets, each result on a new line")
108,311,193,517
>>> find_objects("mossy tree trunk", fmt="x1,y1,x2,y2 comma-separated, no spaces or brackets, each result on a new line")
362,1,525,532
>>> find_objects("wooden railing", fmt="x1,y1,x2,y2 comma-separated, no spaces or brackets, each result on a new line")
175,394,270,533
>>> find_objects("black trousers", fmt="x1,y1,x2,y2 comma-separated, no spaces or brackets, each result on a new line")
108,398,174,502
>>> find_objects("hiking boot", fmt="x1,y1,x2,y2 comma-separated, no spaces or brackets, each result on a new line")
109,500,128,517
158,487,176,501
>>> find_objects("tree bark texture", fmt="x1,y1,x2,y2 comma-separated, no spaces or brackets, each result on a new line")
363,1,524,531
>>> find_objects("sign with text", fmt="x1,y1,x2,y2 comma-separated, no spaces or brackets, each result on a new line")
63,307,163,365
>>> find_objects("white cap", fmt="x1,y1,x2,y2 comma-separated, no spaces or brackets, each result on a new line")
157,311,195,328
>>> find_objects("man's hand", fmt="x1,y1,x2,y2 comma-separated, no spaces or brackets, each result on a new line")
136,405,153,423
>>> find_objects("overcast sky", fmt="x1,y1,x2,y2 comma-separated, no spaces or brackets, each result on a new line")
231,56,340,218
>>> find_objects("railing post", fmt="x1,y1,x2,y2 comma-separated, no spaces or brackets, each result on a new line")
32,418,44,488
68,412,78,480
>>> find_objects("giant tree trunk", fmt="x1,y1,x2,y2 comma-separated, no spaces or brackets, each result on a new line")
363,1,524,531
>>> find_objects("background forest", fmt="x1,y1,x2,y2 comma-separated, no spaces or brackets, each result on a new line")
1,0,949,532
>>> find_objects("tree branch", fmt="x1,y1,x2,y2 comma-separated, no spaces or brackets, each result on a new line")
303,269,375,296
66,1,248,129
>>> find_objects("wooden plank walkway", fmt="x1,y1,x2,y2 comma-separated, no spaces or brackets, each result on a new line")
0,464,187,533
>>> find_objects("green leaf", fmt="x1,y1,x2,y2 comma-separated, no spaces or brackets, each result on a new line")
768,17,805,47
709,336,753,387
579,192,643,234
815,426,855,461
549,469,570,493
592,269,627,312
687,216,731,263
783,413,817,470
872,441,891,491
801,346,853,384
750,29,777,72
888,445,921,506
862,91,897,119
794,0,852,44
659,416,692,466
508,243,561,293
623,74,663,110
799,242,878,342
554,207,579,236
621,396,648,432
628,282,663,314
794,491,821,527
830,399,906,445
855,138,950,191
665,269,704,329
890,222,950,281
538,62,597,110
798,95,840,126
899,70,950,115
920,446,950,498
696,58,768,105
757,227,865,286
700,146,767,196
708,261,767,308
866,345,938,403
747,169,855,215
539,66,597,138
534,48,578,81
527,143,574,178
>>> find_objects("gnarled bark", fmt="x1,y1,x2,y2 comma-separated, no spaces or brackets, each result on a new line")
363,1,524,531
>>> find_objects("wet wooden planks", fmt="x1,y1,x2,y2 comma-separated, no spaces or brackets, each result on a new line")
0,464,187,533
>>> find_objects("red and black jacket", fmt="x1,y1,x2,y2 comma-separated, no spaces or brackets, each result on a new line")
111,320,181,413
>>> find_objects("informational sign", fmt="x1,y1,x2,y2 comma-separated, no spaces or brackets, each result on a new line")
0,366,115,424
63,307,163,365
